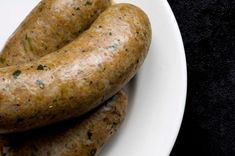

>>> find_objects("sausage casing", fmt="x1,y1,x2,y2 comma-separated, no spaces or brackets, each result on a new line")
3,91,127,156
0,3,151,133
0,1,126,154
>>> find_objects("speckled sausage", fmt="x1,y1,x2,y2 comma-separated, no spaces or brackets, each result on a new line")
0,0,125,154
0,3,151,133
0,0,111,67
0,0,112,146
3,91,127,156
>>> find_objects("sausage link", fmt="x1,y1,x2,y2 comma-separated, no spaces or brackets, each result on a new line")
0,0,112,134
0,0,112,145
3,91,127,156
0,3,151,133
0,1,127,155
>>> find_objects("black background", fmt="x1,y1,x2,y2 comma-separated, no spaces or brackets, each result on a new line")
167,0,235,155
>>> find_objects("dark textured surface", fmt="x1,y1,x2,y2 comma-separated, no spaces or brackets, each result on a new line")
167,0,235,155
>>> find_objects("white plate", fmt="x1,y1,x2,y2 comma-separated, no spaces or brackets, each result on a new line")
0,0,187,155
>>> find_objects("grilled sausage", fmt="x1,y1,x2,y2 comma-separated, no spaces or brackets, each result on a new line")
0,0,111,67
0,3,151,133
3,91,127,156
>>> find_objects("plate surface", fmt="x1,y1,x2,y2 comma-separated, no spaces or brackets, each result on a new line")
0,0,187,155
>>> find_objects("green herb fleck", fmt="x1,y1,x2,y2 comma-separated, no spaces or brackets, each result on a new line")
36,80,45,89
107,43,119,50
37,64,49,71
37,64,44,70
109,32,112,36
22,34,33,53
13,70,22,79
37,64,47,70
84,1,92,6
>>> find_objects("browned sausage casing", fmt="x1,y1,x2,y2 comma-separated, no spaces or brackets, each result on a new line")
3,91,128,156
0,0,112,67
0,3,151,133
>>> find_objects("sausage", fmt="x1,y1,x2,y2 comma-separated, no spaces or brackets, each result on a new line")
0,1,126,154
0,0,112,145
2,91,128,156
0,0,115,141
0,0,112,67
0,1,127,156
0,3,152,133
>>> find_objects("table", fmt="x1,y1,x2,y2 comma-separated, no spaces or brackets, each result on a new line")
168,0,235,155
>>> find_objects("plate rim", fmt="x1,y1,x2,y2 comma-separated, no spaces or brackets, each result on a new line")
162,0,188,154
0,0,188,155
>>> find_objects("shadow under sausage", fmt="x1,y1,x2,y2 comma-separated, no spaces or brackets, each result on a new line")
100,75,138,155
